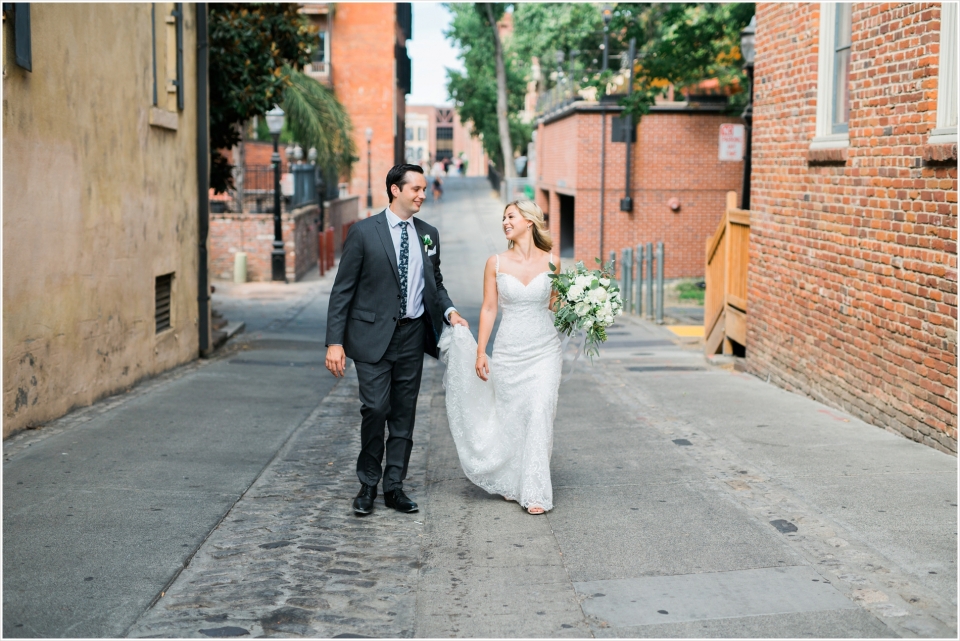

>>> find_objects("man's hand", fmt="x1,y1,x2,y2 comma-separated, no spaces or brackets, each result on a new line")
449,311,469,328
325,345,346,377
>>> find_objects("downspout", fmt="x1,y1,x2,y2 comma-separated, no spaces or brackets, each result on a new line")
196,3,211,356
621,38,636,215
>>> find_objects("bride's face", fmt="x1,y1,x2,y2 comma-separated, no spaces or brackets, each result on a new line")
502,206,530,242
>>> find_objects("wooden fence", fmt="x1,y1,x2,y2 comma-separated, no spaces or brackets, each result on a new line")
705,191,750,355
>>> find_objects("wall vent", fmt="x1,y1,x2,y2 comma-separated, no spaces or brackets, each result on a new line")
155,273,173,333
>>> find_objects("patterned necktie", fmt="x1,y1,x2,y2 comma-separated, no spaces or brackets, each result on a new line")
398,221,409,318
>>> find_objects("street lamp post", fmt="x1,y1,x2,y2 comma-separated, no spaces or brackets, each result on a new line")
598,4,613,262
740,15,756,211
365,127,373,210
265,105,286,282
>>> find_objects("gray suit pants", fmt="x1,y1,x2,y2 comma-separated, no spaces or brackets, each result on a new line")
354,317,426,491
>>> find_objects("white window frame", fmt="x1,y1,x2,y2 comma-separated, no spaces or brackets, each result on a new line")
930,2,957,144
812,3,851,150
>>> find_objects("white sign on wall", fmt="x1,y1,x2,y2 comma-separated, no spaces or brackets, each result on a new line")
719,123,745,161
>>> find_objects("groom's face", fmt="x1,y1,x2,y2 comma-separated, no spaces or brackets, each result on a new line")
391,171,427,214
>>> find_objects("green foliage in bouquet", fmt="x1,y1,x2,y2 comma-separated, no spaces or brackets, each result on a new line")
548,258,624,359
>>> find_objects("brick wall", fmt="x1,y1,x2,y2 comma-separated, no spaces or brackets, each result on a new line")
210,205,320,283
748,3,957,453
536,107,743,278
331,3,404,213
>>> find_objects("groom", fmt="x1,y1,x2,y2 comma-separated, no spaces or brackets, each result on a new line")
325,164,468,515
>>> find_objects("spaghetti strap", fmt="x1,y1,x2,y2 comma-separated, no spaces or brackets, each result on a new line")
495,253,500,274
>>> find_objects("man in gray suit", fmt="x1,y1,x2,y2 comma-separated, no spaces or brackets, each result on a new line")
325,164,468,515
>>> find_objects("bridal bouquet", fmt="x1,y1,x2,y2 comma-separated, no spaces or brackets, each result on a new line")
548,258,623,358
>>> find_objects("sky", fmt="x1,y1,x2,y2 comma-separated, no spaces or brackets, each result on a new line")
407,3,463,106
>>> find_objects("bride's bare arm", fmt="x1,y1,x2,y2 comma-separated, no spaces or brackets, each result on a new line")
475,256,499,381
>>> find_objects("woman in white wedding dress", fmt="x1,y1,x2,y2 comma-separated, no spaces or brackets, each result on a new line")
438,200,562,514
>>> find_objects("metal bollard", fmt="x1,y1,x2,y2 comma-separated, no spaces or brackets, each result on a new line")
318,232,325,276
656,241,665,325
609,250,616,277
635,244,644,316
621,247,632,313
645,242,654,320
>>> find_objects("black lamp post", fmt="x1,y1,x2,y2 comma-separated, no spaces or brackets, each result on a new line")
365,127,373,210
740,15,756,211
598,3,613,262
266,105,286,281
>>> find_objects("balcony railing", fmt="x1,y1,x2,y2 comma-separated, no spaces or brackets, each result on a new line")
305,60,331,83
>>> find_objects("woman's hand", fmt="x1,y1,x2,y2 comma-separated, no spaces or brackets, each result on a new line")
475,353,490,381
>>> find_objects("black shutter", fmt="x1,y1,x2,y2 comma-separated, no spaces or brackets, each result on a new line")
174,2,184,110
10,3,32,71
397,3,412,41
395,44,411,95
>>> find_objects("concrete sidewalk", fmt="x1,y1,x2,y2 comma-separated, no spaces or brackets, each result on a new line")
4,177,956,638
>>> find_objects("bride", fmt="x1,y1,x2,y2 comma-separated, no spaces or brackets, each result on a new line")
439,200,562,514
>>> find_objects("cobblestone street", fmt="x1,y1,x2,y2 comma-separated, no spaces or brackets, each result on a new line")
5,179,957,638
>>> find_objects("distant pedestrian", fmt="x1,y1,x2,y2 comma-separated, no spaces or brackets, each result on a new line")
431,160,444,202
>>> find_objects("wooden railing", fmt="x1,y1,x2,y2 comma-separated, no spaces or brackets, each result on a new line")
705,191,750,355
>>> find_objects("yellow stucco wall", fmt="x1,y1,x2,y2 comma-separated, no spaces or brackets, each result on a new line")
3,4,203,437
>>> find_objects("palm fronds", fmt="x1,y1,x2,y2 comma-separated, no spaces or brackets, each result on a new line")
281,64,356,177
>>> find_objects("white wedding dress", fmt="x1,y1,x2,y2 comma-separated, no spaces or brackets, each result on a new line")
438,255,562,511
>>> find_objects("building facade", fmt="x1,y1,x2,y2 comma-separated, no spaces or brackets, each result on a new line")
301,3,411,213
3,4,207,438
535,102,744,278
405,105,488,176
747,3,957,453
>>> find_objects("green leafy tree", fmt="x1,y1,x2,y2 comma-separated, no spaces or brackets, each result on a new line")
445,4,529,175
281,64,356,179
610,3,755,119
509,3,604,92
208,3,314,193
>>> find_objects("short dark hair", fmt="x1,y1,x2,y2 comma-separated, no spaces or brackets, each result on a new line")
386,164,425,202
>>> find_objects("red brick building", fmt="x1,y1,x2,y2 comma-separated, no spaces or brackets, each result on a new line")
302,2,411,212
747,3,957,453
404,105,488,176
535,102,744,278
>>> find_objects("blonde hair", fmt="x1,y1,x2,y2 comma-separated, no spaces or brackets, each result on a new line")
504,200,553,252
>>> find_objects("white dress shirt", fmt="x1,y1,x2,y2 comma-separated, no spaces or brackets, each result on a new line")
385,207,425,320
385,207,457,323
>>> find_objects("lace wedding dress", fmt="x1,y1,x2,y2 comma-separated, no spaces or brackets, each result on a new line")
438,255,562,511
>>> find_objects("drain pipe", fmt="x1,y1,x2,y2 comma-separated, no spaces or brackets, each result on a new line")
196,3,211,356
620,38,636,214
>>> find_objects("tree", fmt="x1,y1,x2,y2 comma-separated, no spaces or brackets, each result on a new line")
484,4,516,178
446,4,605,174
208,4,314,193
509,3,604,92
281,65,356,180
610,3,755,120
446,4,529,175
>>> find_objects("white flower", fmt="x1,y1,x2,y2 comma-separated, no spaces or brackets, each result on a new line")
575,301,591,317
588,287,608,305
575,274,593,288
599,277,610,287
567,284,585,301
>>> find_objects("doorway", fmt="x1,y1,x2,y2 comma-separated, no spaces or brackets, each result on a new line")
559,194,575,258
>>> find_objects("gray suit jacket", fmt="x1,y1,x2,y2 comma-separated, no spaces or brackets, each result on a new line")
325,210,455,363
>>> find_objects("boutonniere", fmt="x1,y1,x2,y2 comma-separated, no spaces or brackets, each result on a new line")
421,234,434,249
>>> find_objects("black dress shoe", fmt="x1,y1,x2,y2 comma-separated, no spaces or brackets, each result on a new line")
353,483,377,515
383,488,418,513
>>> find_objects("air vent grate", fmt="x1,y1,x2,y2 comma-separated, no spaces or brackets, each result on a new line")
155,273,173,333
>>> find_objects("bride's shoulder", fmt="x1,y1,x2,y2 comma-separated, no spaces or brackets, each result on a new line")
485,254,501,271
